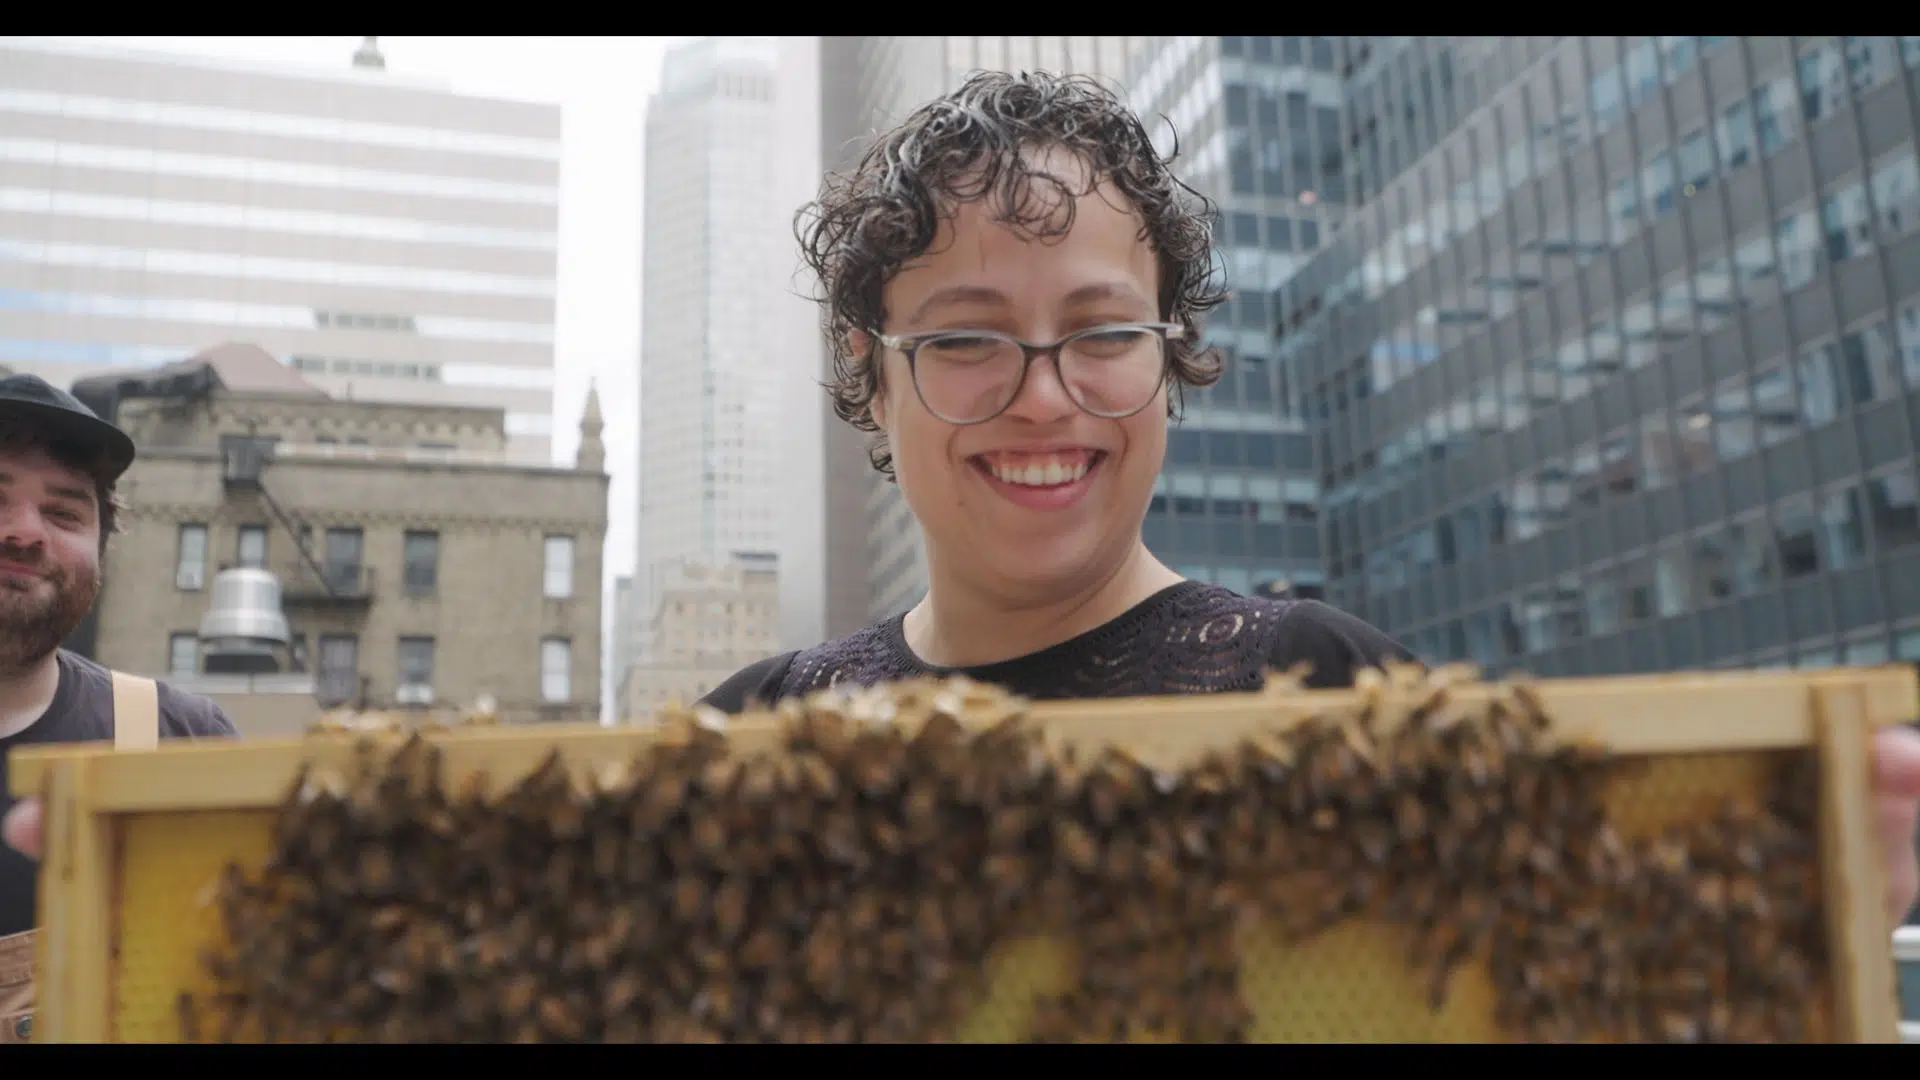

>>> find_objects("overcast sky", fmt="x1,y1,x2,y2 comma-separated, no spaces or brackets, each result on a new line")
71,36,697,595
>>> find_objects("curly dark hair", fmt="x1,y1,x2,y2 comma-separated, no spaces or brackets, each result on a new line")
795,69,1229,479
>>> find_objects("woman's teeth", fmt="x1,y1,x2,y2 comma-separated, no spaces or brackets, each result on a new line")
987,455,1092,487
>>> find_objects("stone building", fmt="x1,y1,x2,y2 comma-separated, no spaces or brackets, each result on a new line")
620,550,779,721
76,343,607,730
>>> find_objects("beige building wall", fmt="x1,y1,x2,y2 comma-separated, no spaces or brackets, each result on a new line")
621,552,780,720
91,346,608,725
0,37,562,463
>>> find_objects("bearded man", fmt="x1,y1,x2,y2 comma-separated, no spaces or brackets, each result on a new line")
0,373,236,1042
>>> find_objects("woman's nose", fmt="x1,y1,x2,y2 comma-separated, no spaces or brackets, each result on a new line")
1001,351,1079,423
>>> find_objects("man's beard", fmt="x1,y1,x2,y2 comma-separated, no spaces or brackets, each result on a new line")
0,545,99,675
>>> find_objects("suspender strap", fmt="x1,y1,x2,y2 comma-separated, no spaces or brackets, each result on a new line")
110,671,159,751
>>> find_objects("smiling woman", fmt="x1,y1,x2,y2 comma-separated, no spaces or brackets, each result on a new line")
699,70,1416,713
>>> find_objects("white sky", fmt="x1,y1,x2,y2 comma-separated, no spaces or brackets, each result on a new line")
72,36,697,594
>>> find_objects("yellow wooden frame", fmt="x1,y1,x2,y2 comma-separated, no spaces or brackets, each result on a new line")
10,666,1917,1043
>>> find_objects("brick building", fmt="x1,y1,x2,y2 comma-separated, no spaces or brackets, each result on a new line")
73,343,607,728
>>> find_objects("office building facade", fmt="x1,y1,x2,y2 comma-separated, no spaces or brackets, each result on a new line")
1123,36,1362,600
87,343,606,729
630,37,786,686
1278,36,1920,676
0,37,563,462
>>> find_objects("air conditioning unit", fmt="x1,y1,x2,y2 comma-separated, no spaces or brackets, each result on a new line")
395,683,435,706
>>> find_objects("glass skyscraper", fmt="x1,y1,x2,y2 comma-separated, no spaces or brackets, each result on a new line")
1127,36,1359,600
1277,36,1920,676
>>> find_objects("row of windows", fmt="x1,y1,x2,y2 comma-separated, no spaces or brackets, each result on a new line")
1404,596,1920,675
0,84,564,162
0,235,556,298
1219,37,1341,73
187,633,576,708
1296,38,1748,342
1153,469,1321,523
1364,456,1920,607
1324,176,1920,525
1588,36,1736,135
0,186,559,251
1317,73,1815,407
289,355,556,391
1300,37,1920,411
0,135,559,207
0,288,554,345
1338,298,1920,558
1159,562,1326,599
173,523,578,601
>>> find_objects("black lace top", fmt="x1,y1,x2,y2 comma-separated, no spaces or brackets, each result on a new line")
698,582,1416,714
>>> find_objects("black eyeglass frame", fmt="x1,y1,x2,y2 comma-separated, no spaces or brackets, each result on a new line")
875,321,1190,427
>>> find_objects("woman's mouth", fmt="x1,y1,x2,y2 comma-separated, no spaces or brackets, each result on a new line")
969,449,1106,511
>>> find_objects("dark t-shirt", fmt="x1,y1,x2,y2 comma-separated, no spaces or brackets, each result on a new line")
0,649,237,936
700,581,1417,714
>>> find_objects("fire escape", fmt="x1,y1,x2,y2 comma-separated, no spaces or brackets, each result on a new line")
220,433,374,706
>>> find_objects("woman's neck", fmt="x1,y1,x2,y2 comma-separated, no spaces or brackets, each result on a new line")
902,542,1185,669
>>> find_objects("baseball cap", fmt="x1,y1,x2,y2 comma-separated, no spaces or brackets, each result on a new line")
0,373,138,482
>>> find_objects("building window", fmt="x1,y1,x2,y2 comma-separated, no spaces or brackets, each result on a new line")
1753,365,1797,447
1796,341,1842,427
1840,320,1899,406
1692,534,1733,605
1586,567,1622,636
1799,41,1846,120
403,531,439,594
1653,546,1690,618
1821,179,1873,263
1822,485,1868,571
541,638,572,703
175,524,207,590
168,633,197,677
1709,378,1755,463
1679,129,1713,192
317,634,359,708
1775,209,1819,291
1842,637,1890,666
235,525,267,570
1753,77,1795,155
1731,520,1777,596
1870,151,1920,240
544,535,574,600
1716,99,1755,171
397,637,435,700
1774,495,1821,581
1867,467,1920,552
323,527,363,591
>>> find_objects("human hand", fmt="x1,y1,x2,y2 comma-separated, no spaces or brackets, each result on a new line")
1,798,41,862
1875,726,1920,928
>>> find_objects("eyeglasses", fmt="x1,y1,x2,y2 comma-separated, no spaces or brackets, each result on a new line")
877,322,1187,426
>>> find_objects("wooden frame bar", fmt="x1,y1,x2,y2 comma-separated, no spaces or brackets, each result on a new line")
9,665,1917,1044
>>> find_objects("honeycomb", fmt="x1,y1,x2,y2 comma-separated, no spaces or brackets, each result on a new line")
87,672,1840,1043
113,811,275,1042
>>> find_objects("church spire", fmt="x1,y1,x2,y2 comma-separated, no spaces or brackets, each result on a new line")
575,380,605,473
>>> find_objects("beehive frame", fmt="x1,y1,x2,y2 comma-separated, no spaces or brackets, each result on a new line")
8,665,1917,1044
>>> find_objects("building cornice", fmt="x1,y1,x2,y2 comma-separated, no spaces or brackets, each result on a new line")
121,502,608,535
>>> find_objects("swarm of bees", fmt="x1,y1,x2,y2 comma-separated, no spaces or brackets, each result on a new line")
182,666,1830,1043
